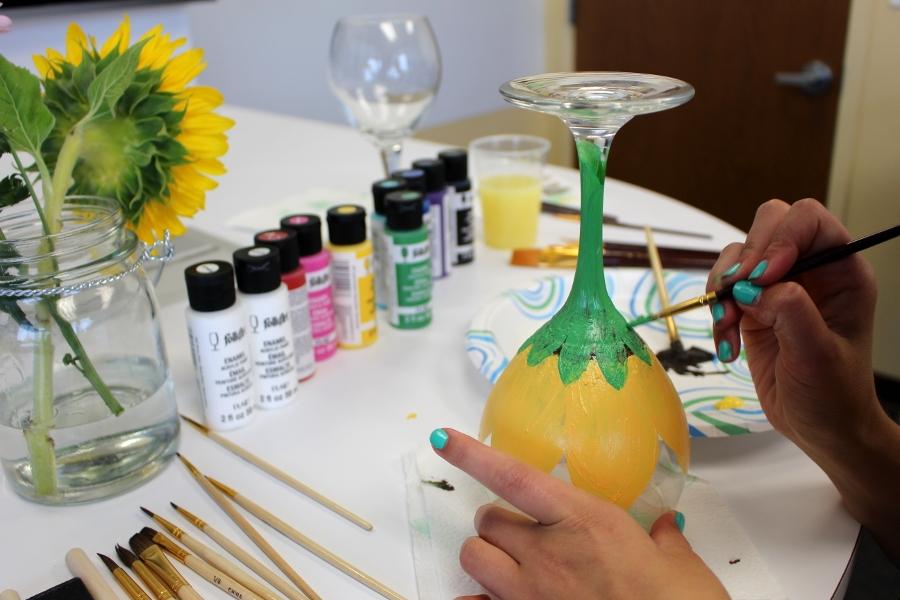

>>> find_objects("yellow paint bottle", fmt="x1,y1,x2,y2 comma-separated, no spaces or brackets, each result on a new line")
326,205,377,348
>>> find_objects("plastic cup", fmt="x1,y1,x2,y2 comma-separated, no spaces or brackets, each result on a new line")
470,134,550,249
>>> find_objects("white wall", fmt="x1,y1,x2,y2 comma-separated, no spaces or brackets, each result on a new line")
186,0,545,127
0,1,545,129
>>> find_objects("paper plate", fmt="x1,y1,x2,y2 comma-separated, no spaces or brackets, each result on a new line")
466,270,771,438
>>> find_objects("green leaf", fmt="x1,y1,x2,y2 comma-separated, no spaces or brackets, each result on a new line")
0,54,56,156
86,39,148,117
0,174,29,209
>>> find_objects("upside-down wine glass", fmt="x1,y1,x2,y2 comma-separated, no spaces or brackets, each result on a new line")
328,14,442,175
481,73,695,528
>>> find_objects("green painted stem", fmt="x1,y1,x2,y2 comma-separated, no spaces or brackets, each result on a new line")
521,135,650,389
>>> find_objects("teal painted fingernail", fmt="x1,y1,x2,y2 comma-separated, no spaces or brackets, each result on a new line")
718,340,732,362
430,428,449,450
674,511,685,532
722,262,741,278
711,302,725,323
733,280,762,305
749,259,768,280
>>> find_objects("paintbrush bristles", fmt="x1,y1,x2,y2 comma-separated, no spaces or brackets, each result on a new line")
206,476,237,497
170,502,206,528
128,532,156,556
115,544,139,568
97,553,119,573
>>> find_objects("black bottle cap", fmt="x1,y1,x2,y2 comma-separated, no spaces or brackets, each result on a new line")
390,168,427,193
411,158,446,192
254,229,299,272
185,261,237,312
326,204,367,245
372,178,406,215
385,190,424,231
233,246,282,294
438,148,468,183
280,214,323,257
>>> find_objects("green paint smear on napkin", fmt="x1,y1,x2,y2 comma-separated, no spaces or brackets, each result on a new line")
520,139,650,389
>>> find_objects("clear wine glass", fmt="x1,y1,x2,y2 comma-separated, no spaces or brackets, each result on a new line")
328,14,442,175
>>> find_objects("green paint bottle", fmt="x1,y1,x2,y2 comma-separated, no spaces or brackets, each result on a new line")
384,190,432,329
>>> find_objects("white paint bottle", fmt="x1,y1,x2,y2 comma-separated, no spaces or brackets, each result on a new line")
184,261,256,430
233,246,300,409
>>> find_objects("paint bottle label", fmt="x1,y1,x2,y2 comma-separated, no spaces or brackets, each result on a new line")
448,187,475,264
372,217,388,310
301,256,338,361
386,231,432,329
185,306,256,430
243,286,299,408
331,245,377,347
287,284,316,380
427,191,452,278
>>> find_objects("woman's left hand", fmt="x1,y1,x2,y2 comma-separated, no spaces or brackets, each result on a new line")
431,428,729,600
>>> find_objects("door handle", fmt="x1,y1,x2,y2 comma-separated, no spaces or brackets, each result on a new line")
775,60,833,96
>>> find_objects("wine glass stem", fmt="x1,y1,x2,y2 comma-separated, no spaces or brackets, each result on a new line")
570,130,615,301
379,141,403,176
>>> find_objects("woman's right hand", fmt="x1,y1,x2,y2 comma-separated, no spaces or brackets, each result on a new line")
707,199,900,562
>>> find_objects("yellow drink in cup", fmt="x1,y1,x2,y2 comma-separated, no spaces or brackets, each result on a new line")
470,134,550,249
479,174,542,248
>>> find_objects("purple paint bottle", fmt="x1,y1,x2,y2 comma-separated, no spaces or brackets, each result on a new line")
412,158,451,279
280,214,338,361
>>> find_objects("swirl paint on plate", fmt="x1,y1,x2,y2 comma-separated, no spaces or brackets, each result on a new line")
466,270,770,438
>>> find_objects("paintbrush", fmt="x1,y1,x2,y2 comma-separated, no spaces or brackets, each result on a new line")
629,223,900,326
179,414,372,531
206,477,406,600
510,242,720,269
176,454,320,600
115,545,175,600
540,201,712,239
141,527,264,600
140,508,287,600
65,548,122,600
98,553,153,600
128,533,204,600
167,503,308,600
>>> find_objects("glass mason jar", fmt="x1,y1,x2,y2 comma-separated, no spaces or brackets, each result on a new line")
0,196,179,504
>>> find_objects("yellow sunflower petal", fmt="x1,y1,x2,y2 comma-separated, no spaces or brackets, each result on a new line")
172,164,219,191
180,113,235,135
65,23,88,65
169,182,205,212
33,54,58,79
167,188,203,217
177,132,228,160
100,15,131,58
189,158,226,176
141,201,186,239
46,48,65,64
138,27,187,71
175,85,225,113
133,215,155,245
160,48,205,92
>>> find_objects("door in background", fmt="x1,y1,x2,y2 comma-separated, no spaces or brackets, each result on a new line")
575,0,851,230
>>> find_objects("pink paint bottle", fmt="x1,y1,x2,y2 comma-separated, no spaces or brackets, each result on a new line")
281,214,338,361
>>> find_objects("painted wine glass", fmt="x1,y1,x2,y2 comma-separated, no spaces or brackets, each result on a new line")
481,73,695,527
328,14,442,175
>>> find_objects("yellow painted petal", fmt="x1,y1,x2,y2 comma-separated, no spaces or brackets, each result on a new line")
180,113,235,135
65,23,88,65
627,354,690,472
482,350,566,473
177,132,228,160
563,357,659,509
100,15,131,58
160,48,205,92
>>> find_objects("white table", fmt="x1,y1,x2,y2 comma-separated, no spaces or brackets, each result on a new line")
0,106,859,599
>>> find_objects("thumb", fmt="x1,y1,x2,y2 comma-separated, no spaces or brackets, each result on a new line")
650,511,691,554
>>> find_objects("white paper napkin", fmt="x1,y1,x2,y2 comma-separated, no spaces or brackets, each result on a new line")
404,446,787,600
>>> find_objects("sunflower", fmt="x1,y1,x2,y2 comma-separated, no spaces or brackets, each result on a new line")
33,16,233,243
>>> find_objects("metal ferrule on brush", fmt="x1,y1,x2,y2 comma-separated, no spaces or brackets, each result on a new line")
130,534,192,594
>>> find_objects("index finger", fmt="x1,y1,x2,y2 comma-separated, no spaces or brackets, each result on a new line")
431,428,577,525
